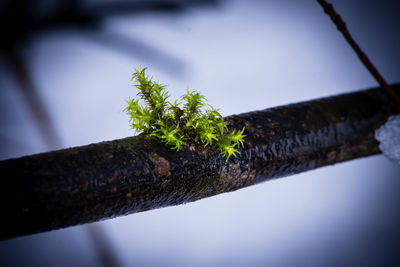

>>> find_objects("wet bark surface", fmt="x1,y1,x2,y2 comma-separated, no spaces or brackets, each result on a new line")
1,84,399,240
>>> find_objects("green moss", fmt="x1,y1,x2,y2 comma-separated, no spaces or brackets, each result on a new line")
124,67,245,161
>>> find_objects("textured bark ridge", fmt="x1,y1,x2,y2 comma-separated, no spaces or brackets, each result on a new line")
1,84,399,240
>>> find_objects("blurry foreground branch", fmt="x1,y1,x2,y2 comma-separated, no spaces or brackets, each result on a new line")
1,84,399,240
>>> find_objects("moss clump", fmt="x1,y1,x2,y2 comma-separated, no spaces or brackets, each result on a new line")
124,67,245,161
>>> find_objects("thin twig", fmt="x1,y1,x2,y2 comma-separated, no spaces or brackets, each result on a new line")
317,0,400,109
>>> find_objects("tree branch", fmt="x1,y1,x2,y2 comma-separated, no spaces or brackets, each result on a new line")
317,0,400,109
0,84,399,240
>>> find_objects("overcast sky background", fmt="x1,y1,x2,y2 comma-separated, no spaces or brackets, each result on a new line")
0,0,399,266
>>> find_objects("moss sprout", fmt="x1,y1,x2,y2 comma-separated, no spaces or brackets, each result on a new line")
124,67,245,161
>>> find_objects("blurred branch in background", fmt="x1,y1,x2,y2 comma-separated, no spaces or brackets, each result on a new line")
0,44,62,150
0,0,220,151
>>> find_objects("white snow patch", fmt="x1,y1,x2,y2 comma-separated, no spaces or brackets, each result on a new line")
375,115,400,166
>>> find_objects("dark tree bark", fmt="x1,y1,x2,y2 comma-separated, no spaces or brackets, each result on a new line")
1,84,399,240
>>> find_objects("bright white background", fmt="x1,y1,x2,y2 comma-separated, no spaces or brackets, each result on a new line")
0,0,399,266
